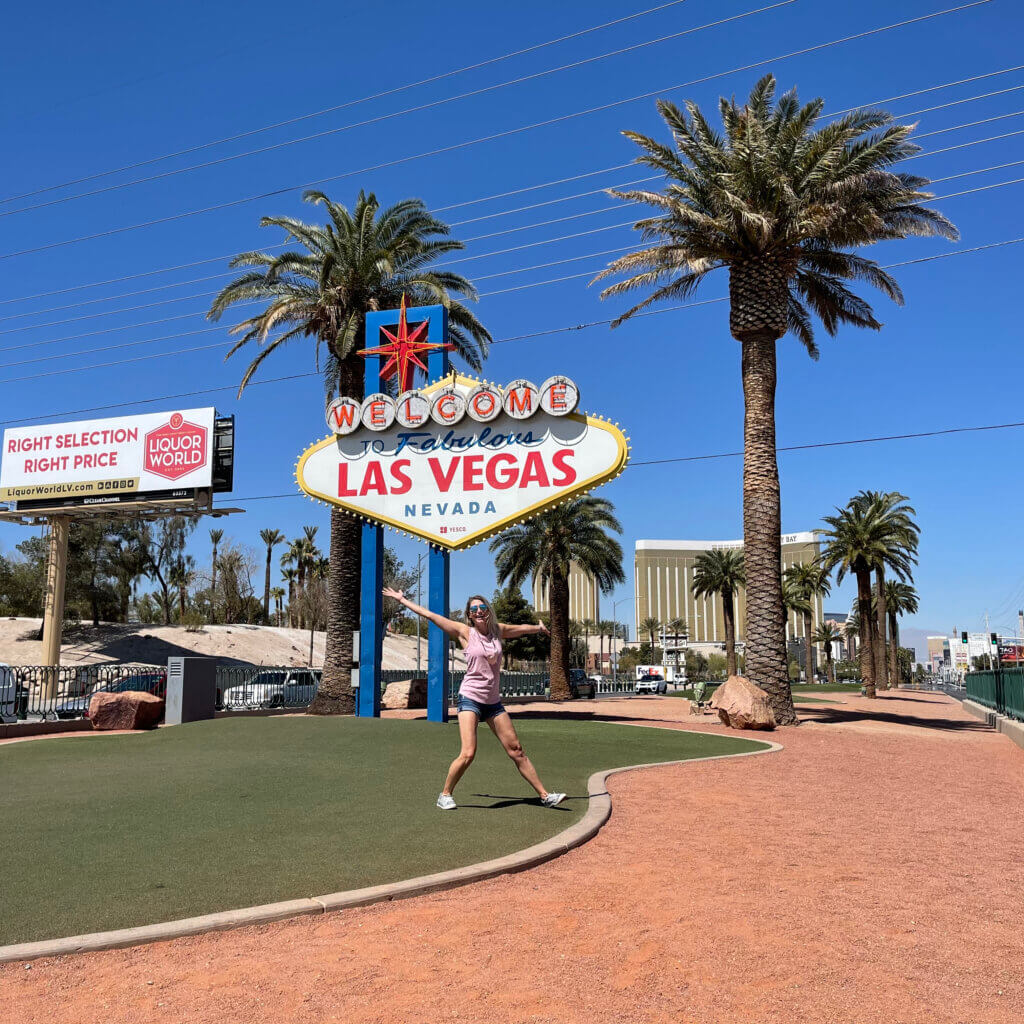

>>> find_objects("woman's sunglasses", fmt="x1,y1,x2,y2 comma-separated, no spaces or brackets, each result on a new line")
469,604,488,613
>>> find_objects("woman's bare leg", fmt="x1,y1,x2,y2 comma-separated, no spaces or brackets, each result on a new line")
441,711,479,795
487,712,548,798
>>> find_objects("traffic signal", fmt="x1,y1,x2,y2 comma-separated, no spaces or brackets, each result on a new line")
991,632,998,644
961,631,968,644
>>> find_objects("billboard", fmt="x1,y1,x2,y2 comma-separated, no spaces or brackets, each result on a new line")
1,408,216,506
296,374,628,551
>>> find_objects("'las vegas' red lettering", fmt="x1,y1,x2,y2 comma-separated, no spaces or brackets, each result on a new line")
359,462,387,496
428,457,460,491
518,451,550,488
485,453,518,489
390,459,412,495
462,454,484,490
551,448,576,486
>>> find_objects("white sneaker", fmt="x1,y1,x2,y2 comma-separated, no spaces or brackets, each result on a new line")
541,792,566,808
436,793,457,810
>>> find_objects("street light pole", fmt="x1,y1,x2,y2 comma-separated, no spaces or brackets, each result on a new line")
612,593,631,686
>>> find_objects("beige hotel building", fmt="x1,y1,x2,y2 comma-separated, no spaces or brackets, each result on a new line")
634,532,824,648
532,564,601,623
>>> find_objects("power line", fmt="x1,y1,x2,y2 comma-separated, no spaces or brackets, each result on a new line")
3,146,1018,355
631,418,1024,466
0,0,693,206
2,60,1019,313
0,2,991,262
207,413,1024,503
0,229,1020,392
0,3,795,218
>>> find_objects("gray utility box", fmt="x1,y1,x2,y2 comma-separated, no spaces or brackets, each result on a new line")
165,657,217,725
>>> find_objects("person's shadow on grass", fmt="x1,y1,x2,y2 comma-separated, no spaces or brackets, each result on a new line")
458,793,578,810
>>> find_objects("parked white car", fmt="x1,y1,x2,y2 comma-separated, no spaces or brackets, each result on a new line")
221,669,320,709
634,672,668,695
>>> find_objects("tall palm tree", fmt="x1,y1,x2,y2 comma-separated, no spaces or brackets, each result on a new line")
845,603,861,662
884,580,919,688
281,567,298,628
208,528,224,623
692,549,745,677
581,618,595,672
491,497,624,701
784,562,832,684
820,497,916,697
259,529,286,624
811,622,843,685
595,75,956,725
851,490,919,690
209,190,491,714
640,616,661,654
598,619,616,674
169,555,195,622
270,586,286,627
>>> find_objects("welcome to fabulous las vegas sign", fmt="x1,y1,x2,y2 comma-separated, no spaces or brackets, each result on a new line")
295,373,629,551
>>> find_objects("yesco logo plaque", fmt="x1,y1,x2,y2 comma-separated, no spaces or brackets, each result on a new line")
296,375,628,550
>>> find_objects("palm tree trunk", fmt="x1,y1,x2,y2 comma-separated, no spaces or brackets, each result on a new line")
739,331,796,725
549,569,572,701
888,611,900,688
825,646,836,685
722,588,738,677
804,612,814,684
263,548,272,623
210,545,218,625
856,569,877,697
875,567,889,690
309,507,358,714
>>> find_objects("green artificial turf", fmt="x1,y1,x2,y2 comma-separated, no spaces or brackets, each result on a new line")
0,716,767,946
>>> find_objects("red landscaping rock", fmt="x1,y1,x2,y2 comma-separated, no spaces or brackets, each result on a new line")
88,691,164,730
710,674,776,730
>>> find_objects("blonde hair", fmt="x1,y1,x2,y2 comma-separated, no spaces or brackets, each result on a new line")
464,594,500,639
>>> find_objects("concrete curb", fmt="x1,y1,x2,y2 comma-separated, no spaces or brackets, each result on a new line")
962,698,1024,751
0,729,781,964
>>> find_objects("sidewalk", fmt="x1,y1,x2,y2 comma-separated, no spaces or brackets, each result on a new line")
5,691,1022,1024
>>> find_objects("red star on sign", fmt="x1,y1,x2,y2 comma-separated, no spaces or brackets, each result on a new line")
358,295,454,393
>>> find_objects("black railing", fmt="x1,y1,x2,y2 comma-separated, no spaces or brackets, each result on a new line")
216,665,322,710
1,664,166,722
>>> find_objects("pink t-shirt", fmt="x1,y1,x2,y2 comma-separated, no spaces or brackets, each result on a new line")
459,628,503,704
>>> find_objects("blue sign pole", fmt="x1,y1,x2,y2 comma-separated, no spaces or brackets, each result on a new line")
427,307,451,724
358,349,383,718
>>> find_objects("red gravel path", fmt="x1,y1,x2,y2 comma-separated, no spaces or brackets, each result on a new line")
5,691,1023,1024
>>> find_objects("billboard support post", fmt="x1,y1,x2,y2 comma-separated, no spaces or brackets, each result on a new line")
40,516,70,677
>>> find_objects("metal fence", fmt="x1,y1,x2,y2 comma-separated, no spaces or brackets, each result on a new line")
965,668,1024,721
1,664,166,722
216,665,322,710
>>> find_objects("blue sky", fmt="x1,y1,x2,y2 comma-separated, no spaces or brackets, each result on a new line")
2,0,1023,649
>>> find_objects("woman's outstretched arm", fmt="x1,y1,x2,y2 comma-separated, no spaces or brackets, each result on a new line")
500,621,549,639
383,587,468,642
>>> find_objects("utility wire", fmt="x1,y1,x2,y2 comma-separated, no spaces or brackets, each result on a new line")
0,3,795,218
0,2,991,262
2,134,1016,348
2,58,1019,310
0,0,693,205
0,230,1020,391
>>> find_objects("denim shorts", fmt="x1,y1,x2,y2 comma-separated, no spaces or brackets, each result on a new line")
456,695,507,721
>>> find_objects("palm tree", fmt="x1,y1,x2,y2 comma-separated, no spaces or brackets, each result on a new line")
691,549,745,677
259,529,286,624
884,580,919,687
491,497,624,701
851,491,919,690
595,75,956,725
667,615,687,677
640,616,661,655
811,622,843,685
598,619,616,675
281,567,298,627
208,528,224,623
209,190,491,715
820,497,916,697
784,563,831,684
270,586,286,627
846,603,861,661
581,618,595,672
169,555,195,622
